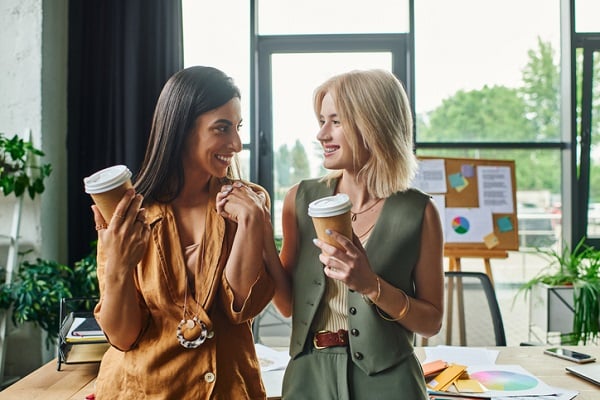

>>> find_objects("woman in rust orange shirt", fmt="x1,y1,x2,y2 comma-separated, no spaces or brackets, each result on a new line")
91,66,274,399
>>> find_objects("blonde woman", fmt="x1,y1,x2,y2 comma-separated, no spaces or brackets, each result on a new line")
265,69,444,399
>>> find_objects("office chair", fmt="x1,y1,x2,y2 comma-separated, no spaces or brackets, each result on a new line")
423,271,507,347
252,302,292,345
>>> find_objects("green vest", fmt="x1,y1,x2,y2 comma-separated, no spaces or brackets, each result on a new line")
290,178,430,376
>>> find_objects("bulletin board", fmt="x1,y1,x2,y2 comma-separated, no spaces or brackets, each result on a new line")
415,156,518,252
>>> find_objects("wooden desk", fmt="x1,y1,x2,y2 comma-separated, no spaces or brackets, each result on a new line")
416,346,600,399
1,346,599,399
0,361,98,400
0,359,284,400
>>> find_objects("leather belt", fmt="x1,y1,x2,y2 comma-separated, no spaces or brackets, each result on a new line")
313,329,349,349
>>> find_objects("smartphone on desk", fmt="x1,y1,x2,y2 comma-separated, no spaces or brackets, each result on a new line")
544,347,596,364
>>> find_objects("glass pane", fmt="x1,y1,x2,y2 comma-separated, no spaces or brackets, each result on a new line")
237,149,251,181
415,148,562,250
414,0,561,142
182,0,251,145
271,53,392,236
575,0,600,33
258,0,409,35
586,50,600,238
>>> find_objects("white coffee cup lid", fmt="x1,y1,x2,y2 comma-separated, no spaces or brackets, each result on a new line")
84,165,132,194
308,193,352,217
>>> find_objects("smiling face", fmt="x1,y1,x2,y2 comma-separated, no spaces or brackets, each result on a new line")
316,92,353,171
182,97,243,180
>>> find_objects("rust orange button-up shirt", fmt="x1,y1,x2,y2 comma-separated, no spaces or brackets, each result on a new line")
94,178,275,399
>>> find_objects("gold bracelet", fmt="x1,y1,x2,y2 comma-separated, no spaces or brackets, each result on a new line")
397,289,411,320
361,276,381,305
375,289,410,322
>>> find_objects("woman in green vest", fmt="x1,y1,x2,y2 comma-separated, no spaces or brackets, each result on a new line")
261,69,445,399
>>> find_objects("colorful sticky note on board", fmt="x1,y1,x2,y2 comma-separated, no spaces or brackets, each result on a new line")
484,232,499,249
448,173,465,188
497,216,513,232
461,164,475,178
448,173,469,192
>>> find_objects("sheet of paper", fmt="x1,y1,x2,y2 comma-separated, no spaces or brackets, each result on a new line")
254,343,290,372
493,386,578,399
424,346,499,365
445,207,493,243
477,166,513,213
412,159,447,193
466,364,559,397
431,194,446,239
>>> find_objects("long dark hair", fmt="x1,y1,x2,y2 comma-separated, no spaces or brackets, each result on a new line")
134,66,241,203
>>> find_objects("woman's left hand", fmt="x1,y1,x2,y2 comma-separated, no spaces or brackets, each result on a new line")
216,181,267,225
313,230,377,295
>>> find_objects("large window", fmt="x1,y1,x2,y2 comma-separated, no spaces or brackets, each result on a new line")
256,0,409,35
182,0,600,251
413,0,564,252
182,0,252,176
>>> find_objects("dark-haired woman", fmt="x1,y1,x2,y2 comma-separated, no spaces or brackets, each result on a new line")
91,66,274,399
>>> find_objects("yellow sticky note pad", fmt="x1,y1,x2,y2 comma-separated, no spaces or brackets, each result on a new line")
454,379,485,393
483,232,499,249
427,364,468,391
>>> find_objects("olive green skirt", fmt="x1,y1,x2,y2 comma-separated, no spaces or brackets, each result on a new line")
282,346,427,400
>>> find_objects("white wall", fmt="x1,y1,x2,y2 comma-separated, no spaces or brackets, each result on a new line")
0,0,67,263
0,0,68,378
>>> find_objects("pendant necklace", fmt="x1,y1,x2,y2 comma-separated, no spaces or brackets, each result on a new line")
351,198,383,221
355,222,376,240
176,235,208,349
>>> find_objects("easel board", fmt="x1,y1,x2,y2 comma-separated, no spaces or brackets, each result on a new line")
413,156,518,252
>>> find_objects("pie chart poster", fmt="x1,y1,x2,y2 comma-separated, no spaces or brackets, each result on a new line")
444,208,493,243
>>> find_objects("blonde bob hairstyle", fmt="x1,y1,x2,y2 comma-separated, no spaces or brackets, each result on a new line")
313,69,417,198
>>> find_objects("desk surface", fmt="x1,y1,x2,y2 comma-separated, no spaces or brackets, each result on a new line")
1,346,599,399
425,346,599,399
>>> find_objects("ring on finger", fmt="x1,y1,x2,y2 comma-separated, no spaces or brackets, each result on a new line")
328,261,337,272
114,213,125,219
95,224,108,231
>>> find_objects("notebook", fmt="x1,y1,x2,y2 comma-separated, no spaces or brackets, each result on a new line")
565,363,600,386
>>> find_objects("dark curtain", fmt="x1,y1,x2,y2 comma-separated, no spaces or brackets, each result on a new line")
67,0,183,264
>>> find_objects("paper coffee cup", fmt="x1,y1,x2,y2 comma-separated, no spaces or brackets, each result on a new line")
84,165,133,223
308,193,353,250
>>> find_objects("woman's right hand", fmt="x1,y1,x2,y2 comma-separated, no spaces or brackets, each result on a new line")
92,188,150,273
92,189,150,350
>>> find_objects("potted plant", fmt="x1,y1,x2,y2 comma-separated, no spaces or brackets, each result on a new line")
0,243,100,348
518,238,600,345
0,132,52,199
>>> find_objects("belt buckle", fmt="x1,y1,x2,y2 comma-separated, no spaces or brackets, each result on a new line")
313,330,328,350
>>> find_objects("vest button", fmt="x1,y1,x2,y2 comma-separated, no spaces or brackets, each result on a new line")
349,307,357,315
351,329,359,336
354,352,364,360
204,372,215,383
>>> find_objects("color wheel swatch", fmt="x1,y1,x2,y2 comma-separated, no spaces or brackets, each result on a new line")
471,370,538,391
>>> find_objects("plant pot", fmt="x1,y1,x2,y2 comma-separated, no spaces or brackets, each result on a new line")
529,283,575,343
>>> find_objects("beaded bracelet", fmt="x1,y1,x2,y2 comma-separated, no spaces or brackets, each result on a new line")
375,288,411,322
361,276,381,305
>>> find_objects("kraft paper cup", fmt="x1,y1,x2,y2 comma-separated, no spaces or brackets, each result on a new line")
308,193,353,250
84,165,133,223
